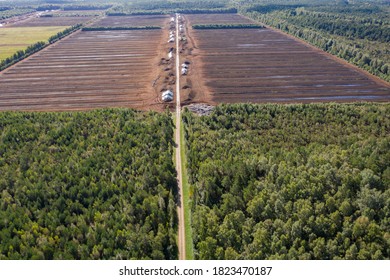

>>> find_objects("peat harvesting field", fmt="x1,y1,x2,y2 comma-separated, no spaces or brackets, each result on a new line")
90,15,169,28
0,15,170,111
185,14,390,104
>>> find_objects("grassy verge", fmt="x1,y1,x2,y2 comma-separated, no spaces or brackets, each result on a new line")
172,115,176,164
180,118,194,260
0,26,68,61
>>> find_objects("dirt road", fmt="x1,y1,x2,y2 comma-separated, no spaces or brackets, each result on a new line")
175,13,186,260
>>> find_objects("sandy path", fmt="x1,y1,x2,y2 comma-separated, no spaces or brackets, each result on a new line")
175,13,186,260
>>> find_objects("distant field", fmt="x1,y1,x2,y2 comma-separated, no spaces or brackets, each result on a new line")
186,13,253,25
91,15,169,28
0,27,67,60
49,10,104,17
9,16,94,27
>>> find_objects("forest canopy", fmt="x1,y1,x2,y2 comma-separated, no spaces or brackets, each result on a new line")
182,103,390,260
0,0,389,261
0,109,178,260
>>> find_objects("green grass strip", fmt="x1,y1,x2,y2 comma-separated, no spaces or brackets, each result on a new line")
180,118,194,260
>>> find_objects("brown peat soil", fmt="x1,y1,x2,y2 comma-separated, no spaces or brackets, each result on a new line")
1,14,389,112
185,14,390,105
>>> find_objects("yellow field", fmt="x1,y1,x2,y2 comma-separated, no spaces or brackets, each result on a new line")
0,26,68,60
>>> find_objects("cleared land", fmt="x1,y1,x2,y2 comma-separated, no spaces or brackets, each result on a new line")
9,16,94,27
92,15,169,27
185,13,253,25
0,27,166,111
186,14,390,104
48,10,104,16
0,26,67,60
2,13,388,111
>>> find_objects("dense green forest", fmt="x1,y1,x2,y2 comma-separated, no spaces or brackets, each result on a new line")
0,1,112,16
183,103,390,259
0,109,178,260
1,0,389,261
0,8,35,20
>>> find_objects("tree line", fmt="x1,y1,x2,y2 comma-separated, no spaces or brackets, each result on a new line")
182,103,390,260
36,4,112,12
63,4,113,11
0,109,178,260
0,8,35,20
0,24,82,72
48,24,82,43
272,7,389,43
0,41,46,71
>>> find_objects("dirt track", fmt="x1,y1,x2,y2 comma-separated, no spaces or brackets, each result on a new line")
174,14,186,260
